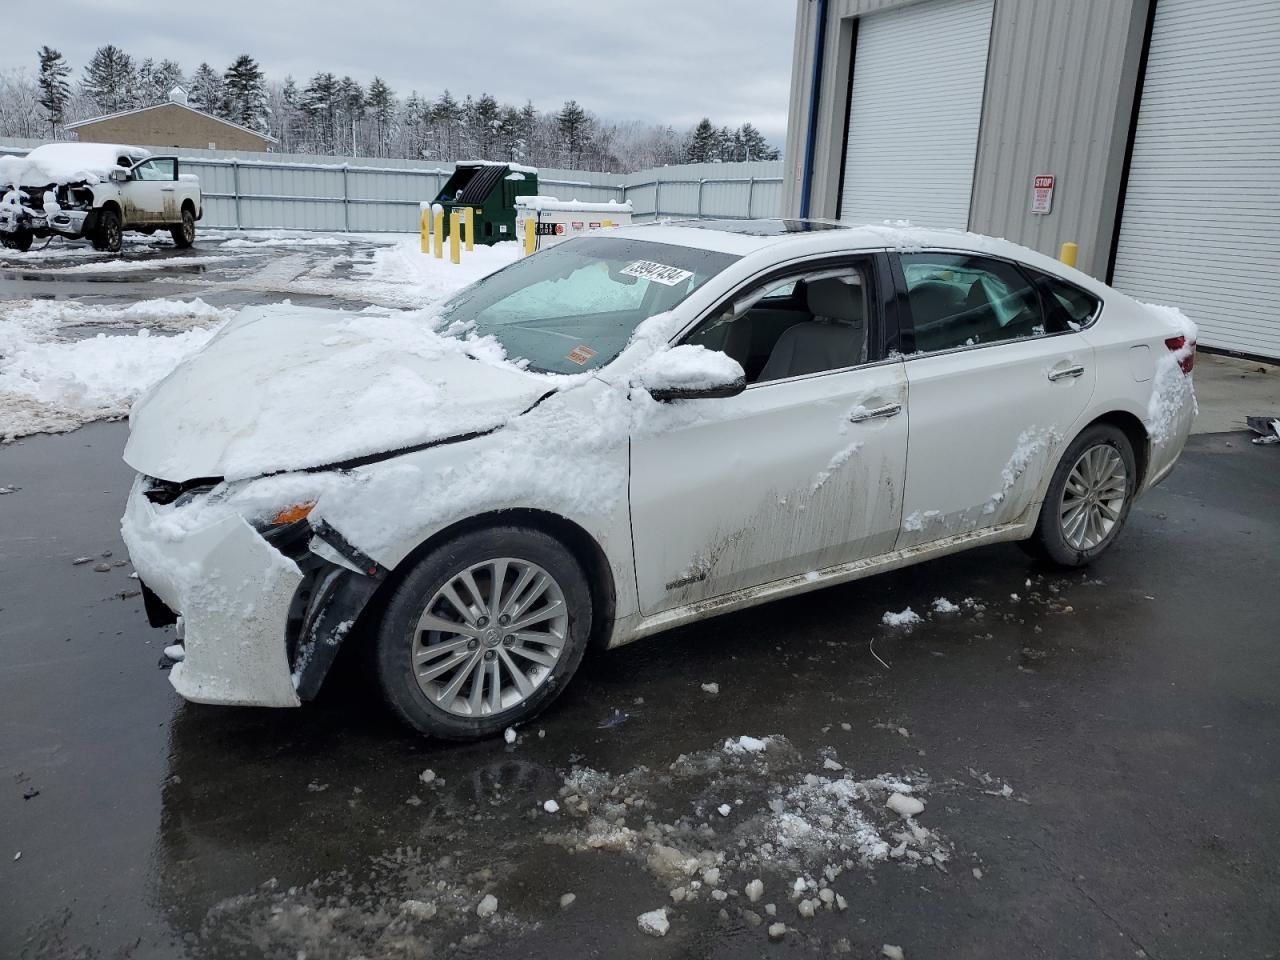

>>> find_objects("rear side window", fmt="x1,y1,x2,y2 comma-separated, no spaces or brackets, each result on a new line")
902,253,1050,353
1028,269,1101,329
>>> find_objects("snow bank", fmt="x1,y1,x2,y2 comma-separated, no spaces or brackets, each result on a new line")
361,239,521,306
0,298,233,441
0,143,150,187
514,195,631,214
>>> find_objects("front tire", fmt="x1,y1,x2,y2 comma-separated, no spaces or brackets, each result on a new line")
375,526,593,739
2,230,32,252
1024,424,1136,567
96,209,122,253
170,209,195,248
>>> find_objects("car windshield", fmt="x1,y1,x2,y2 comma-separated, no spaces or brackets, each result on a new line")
436,236,739,374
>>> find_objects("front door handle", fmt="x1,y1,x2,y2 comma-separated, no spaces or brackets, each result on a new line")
849,402,903,423
1048,364,1085,382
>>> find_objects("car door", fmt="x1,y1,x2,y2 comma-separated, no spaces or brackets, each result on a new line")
893,250,1096,547
126,158,176,224
629,253,909,617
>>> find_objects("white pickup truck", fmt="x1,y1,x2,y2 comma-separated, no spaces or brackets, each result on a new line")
0,142,202,253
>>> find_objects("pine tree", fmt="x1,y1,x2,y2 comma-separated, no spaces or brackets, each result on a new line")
224,54,268,131
367,77,394,157
303,72,340,151
433,89,463,158
736,122,777,161
189,62,225,115
81,44,137,113
685,118,719,163
337,76,364,153
557,99,590,168
36,46,71,132
472,93,500,158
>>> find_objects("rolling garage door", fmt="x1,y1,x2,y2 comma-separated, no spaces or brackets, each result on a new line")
1112,0,1280,358
838,0,994,230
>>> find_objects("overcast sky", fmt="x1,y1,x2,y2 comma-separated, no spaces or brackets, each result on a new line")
3,1,798,141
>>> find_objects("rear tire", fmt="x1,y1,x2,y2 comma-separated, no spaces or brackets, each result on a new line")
1024,424,1137,567
375,526,593,740
96,209,122,253
170,209,195,248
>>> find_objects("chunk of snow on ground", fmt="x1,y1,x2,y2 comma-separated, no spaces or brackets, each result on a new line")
504,727,517,744
543,799,560,814
162,644,184,661
823,758,843,771
637,908,669,937
718,803,732,817
804,571,820,582
419,769,436,784
768,922,787,940
881,608,921,627
475,893,498,918
701,682,720,695
883,945,905,960
745,878,764,902
931,597,959,614
723,735,770,754
886,793,925,818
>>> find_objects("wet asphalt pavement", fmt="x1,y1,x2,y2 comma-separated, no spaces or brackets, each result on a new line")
2,243,1279,959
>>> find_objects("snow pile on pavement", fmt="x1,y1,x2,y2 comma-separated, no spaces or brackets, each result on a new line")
25,254,242,275
542,735,953,938
361,238,521,306
1,298,233,441
220,236,354,248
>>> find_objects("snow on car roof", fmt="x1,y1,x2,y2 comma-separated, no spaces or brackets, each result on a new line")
0,143,152,187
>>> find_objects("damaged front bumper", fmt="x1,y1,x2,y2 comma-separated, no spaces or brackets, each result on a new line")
0,198,89,239
121,477,381,708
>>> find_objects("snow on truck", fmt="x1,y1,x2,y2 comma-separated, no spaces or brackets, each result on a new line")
0,143,202,253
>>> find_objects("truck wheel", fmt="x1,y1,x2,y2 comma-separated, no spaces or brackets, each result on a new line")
170,209,195,248
375,526,593,740
96,209,122,253
3,231,32,252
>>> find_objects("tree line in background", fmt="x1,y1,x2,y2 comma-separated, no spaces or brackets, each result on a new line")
0,45,780,173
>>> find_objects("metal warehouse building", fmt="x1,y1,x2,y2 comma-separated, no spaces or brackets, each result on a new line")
782,0,1280,360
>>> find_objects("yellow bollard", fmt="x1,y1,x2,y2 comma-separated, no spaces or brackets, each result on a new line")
523,217,537,256
433,209,444,259
464,207,475,252
449,211,461,264
1059,241,1078,268
420,206,431,254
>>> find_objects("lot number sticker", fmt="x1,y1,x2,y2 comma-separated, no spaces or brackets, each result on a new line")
621,260,695,286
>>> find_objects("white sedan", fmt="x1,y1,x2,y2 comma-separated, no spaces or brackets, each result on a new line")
121,220,1197,739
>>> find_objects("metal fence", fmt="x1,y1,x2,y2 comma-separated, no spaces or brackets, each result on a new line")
0,139,782,232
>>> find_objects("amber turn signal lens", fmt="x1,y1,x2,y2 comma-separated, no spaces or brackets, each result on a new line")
271,501,315,525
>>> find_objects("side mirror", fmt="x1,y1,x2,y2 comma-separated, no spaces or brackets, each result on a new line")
110,168,128,182
632,344,746,402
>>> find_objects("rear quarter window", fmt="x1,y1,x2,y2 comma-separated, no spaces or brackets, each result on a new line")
1030,270,1101,329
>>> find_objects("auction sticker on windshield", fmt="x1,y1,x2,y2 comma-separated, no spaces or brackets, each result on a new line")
621,260,695,286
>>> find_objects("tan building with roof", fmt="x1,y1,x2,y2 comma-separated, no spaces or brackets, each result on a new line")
67,87,275,153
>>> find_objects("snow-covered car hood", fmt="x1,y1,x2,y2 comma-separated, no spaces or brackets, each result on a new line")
123,305,554,482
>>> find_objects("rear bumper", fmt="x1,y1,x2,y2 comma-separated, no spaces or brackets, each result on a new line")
121,477,303,708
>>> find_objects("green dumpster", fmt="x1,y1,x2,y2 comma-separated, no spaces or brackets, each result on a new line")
434,161,539,245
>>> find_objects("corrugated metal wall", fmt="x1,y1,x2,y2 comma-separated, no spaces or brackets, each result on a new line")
0,138,782,230
783,0,1150,277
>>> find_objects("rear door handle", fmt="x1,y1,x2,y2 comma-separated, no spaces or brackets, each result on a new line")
1048,364,1085,382
849,402,903,423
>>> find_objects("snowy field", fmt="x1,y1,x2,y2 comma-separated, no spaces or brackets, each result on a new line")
0,233,520,442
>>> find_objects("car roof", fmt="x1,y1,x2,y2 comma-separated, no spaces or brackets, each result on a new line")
606,218,1109,293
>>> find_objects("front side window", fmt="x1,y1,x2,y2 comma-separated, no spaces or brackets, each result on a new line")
684,261,872,384
132,159,176,181
436,236,738,375
902,253,1057,353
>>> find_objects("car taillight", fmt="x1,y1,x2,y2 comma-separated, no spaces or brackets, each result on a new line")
1164,335,1196,374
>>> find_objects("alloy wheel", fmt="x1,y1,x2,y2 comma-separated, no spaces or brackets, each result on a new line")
1059,443,1129,551
413,558,568,717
